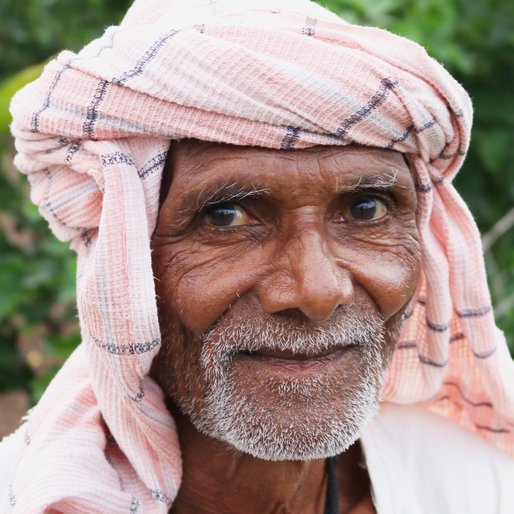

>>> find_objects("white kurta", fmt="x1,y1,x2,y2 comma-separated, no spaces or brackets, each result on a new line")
361,403,514,513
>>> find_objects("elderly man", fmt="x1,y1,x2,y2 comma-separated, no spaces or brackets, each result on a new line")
1,0,514,512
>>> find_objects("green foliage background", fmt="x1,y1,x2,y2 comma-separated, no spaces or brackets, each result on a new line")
0,0,513,404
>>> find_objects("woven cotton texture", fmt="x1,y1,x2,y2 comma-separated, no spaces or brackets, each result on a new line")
3,0,514,511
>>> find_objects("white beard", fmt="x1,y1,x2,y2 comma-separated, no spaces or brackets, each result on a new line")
174,306,391,461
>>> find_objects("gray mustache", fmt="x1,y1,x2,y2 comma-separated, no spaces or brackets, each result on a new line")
201,308,385,356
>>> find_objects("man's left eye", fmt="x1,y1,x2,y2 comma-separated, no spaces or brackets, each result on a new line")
202,202,251,227
343,195,388,221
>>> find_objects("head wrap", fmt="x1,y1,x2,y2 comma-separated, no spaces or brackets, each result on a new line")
3,0,514,511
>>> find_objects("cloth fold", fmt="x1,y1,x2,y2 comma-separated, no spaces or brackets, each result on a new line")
2,0,514,512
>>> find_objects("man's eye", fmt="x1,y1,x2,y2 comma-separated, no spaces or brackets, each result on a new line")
344,196,388,221
202,202,250,227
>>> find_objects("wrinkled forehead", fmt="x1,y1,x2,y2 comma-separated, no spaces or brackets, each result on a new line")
160,139,415,204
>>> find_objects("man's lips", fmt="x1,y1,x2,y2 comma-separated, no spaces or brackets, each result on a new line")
239,346,341,359
236,345,355,365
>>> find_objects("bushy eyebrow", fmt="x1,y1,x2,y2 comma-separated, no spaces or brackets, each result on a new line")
343,170,403,193
178,182,270,216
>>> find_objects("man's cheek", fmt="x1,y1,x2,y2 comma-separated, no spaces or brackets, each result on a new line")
153,315,206,405
337,237,421,320
157,246,267,336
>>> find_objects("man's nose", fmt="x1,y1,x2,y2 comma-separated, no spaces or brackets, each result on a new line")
257,230,354,322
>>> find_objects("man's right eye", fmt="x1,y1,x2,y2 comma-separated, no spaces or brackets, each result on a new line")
202,202,251,227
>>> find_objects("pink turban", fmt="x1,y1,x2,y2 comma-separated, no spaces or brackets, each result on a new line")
3,0,514,511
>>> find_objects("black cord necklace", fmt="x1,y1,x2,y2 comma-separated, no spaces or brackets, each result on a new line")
324,456,340,514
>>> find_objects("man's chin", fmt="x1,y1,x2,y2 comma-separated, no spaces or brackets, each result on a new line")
178,362,383,461
190,393,379,461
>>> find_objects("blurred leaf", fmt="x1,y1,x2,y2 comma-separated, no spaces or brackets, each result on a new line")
475,129,511,174
42,331,81,359
0,254,27,320
0,63,45,133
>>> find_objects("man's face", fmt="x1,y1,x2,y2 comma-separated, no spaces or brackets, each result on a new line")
151,140,421,461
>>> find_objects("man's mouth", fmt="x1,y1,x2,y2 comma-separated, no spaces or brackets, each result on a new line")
235,345,357,371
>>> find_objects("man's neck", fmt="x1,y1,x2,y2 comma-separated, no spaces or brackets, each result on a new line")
168,405,374,514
